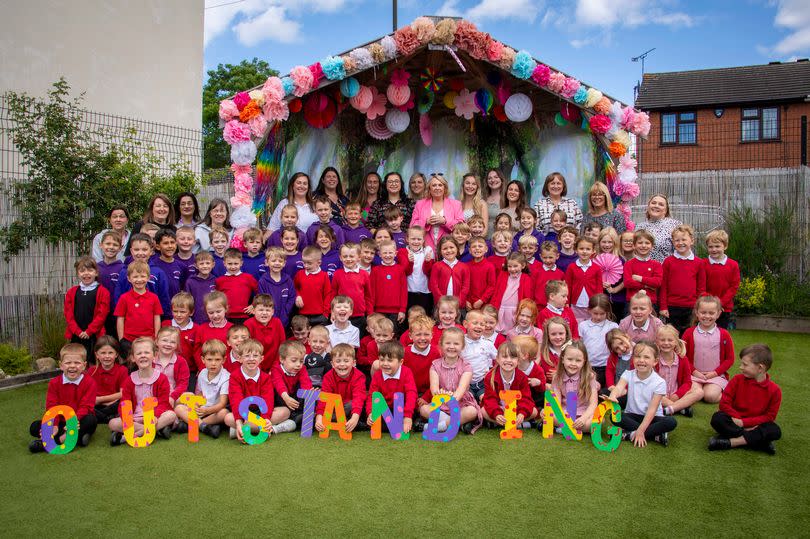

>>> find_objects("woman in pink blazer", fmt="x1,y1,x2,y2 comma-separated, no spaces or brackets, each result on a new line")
409,174,465,251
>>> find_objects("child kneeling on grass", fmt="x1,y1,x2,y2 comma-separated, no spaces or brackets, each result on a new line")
29,343,98,453
709,343,782,455
316,344,368,434
174,339,230,439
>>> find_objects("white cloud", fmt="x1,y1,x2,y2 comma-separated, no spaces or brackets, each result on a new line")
574,0,695,28
466,0,542,22
437,0,463,17
204,0,351,48
771,0,810,55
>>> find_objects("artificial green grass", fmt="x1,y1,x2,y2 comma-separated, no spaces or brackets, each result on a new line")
1,330,808,538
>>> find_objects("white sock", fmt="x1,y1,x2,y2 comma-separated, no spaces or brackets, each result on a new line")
437,412,451,432
273,419,296,434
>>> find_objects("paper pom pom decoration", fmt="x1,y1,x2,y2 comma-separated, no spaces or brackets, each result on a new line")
386,84,411,107
487,40,504,62
321,56,345,81
593,96,612,115
474,88,494,115
411,16,436,43
493,104,507,122
611,129,631,148
340,77,360,98
585,88,603,108
628,110,651,137
349,48,373,71
417,90,435,113
609,141,627,158
531,64,551,87
365,87,388,120
239,101,261,123
289,98,302,113
443,91,458,109
511,50,536,80
394,26,420,56
262,76,284,102
231,140,257,166
233,91,250,111
419,113,432,146
420,67,444,92
561,77,581,98
248,89,265,106
573,87,588,105
350,85,373,112
366,116,394,140
561,102,581,123
248,114,267,137
219,100,239,121
231,205,257,229
548,71,565,93
341,55,357,73
303,93,337,129
385,109,410,133
453,89,477,119
391,68,411,87
369,42,386,63
309,62,324,86
223,120,251,145
433,18,456,45
281,77,294,96
504,93,533,122
290,65,314,97
381,35,398,59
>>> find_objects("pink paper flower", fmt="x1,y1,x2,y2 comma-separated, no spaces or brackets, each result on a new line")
365,87,387,120
620,106,635,130
309,62,324,86
231,164,252,176
548,71,566,93
487,40,504,62
248,114,268,138
218,99,239,121
262,77,284,103
589,114,612,134
262,99,289,123
234,172,254,194
391,68,411,87
454,89,477,120
629,110,651,137
233,91,251,111
411,16,436,44
290,65,314,97
620,182,640,201
223,120,251,145
531,64,550,86
394,26,420,56
561,77,580,98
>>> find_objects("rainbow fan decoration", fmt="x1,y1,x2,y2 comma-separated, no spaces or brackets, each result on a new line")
420,67,445,92
253,123,285,216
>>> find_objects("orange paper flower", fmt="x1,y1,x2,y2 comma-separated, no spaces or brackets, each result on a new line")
239,101,262,123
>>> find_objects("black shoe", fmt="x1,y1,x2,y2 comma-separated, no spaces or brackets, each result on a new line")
110,432,125,446
28,439,45,453
174,421,188,434
708,436,731,451
206,424,222,439
461,422,475,435
79,433,92,447
679,406,694,418
157,426,172,440
760,441,776,455
656,432,669,447
412,419,425,433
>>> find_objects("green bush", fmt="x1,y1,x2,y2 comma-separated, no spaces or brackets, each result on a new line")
0,343,33,376
761,273,810,317
36,299,67,360
726,205,796,278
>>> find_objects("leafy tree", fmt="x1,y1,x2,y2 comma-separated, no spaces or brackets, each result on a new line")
202,58,277,170
1,78,199,258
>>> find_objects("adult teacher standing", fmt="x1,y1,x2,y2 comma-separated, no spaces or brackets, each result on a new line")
313,167,348,225
409,174,464,251
367,172,414,230
267,172,319,233
533,172,583,234
582,182,626,233
635,194,681,262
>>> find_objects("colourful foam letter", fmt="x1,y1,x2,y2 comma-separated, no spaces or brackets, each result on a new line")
121,397,158,448
318,392,351,440
296,388,321,438
499,390,523,440
370,391,410,441
590,400,623,452
177,394,206,443
238,396,269,445
541,390,582,441
40,405,79,455
422,393,460,442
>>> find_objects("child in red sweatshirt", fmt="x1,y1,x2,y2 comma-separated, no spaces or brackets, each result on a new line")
370,240,408,331
316,343,368,433
215,248,258,323
365,341,417,433
331,243,373,334
28,343,98,453
534,241,565,308
709,343,782,455
623,230,663,306
536,280,579,338
466,237,495,310
294,246,332,327
64,256,111,364
191,291,233,371
564,237,603,321
270,341,312,433
703,229,741,330
659,225,706,335
244,294,286,372
481,341,538,427
428,236,470,307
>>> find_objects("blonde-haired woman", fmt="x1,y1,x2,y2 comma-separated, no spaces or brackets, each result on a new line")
460,173,488,229
409,173,465,251
582,182,626,233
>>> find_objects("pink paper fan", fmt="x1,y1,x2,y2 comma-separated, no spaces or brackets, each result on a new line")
366,117,394,140
593,253,623,284
419,113,432,146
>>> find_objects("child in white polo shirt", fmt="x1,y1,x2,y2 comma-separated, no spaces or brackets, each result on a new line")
175,339,230,438
326,295,360,348
461,309,498,401
605,340,677,447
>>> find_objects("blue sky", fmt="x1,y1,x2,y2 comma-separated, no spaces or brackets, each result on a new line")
204,0,810,105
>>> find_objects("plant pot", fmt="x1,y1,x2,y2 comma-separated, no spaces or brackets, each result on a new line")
734,314,810,334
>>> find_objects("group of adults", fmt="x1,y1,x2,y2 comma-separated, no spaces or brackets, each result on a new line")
93,166,683,264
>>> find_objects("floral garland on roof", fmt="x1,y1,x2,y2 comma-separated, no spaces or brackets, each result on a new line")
218,16,649,244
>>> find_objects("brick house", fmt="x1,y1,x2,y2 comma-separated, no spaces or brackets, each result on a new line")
635,59,810,173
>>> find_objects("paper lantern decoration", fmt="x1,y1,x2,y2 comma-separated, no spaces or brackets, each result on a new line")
350,85,373,112
318,392,351,440
422,394,460,442
448,78,465,92
561,102,581,123
504,93,533,122
386,84,411,107
239,396,269,445
340,77,360,98
542,390,582,441
177,394,206,443
296,388,321,438
496,79,511,105
554,113,568,126
289,98,302,113
474,88,494,116
365,87,387,120
453,89,477,120
419,113,432,146
303,93,337,129
443,91,458,109
366,117,394,140
417,90,435,114
591,400,623,452
493,104,507,122
385,109,410,133
121,397,158,448
370,391,410,440
420,67,445,92
499,390,523,440
40,405,78,455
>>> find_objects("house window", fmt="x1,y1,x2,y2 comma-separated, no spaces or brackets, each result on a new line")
661,112,696,144
741,107,780,142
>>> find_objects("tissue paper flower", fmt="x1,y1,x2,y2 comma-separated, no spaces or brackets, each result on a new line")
230,140,257,165
394,26,420,56
411,16,436,43
511,50,536,80
531,64,550,86
239,101,261,123
548,71,566,93
608,141,627,158
369,42,386,63
573,87,588,105
281,77,294,96
628,110,651,137
233,91,250,111
234,173,254,194
561,77,580,98
219,100,239,121
350,48,374,70
248,114,267,137
223,120,251,145
391,68,411,87
585,88,603,108
263,99,289,123
454,89,477,119
594,96,612,115
290,65,314,97
487,40,504,62
433,18,456,45
231,164,252,176
589,114,612,134
321,56,345,81
309,62,324,85
248,90,265,106
498,47,516,70
365,87,388,120
381,35,398,59
610,129,631,148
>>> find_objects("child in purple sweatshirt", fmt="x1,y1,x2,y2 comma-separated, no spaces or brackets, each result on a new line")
183,252,217,324
341,203,372,244
257,247,297,326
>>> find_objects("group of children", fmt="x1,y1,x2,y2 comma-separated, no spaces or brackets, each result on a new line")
29,194,781,455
